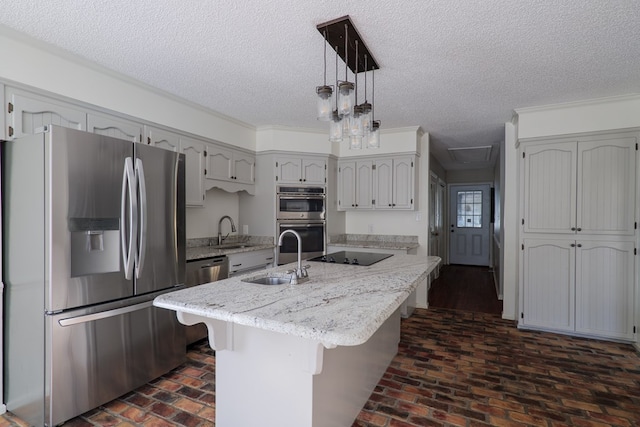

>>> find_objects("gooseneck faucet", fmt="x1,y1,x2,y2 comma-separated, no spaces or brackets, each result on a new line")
277,229,309,284
217,215,237,245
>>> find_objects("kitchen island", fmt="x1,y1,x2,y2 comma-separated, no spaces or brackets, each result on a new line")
154,254,441,427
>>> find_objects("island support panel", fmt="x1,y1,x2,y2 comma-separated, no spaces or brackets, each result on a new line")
194,309,401,427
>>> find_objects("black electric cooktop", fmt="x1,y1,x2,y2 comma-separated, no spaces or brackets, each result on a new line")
308,251,393,266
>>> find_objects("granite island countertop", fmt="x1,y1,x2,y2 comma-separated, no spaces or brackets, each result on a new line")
155,254,441,347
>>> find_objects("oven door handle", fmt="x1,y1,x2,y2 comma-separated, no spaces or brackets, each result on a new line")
278,223,324,228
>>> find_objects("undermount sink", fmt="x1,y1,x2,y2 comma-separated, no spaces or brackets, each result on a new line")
211,244,250,250
241,276,290,285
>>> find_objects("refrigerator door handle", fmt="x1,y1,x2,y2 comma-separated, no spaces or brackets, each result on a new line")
135,158,147,279
57,301,154,326
120,157,137,280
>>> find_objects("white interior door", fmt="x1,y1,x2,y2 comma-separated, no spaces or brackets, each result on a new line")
449,184,491,265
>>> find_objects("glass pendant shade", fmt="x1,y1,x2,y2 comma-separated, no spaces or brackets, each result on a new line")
367,120,380,148
338,81,355,116
349,105,364,137
349,135,363,150
360,102,372,133
329,110,343,142
316,86,333,121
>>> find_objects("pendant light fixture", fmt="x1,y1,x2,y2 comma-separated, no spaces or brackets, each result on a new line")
316,29,333,121
337,23,354,118
329,45,343,142
367,66,380,148
316,16,381,148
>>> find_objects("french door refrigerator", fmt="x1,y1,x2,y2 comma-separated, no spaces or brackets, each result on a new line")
2,125,186,427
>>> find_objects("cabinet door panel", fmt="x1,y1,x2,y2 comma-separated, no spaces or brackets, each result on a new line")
88,113,142,143
355,161,373,209
392,156,414,209
575,240,635,340
522,239,575,332
207,147,233,181
7,88,86,139
338,161,355,210
277,157,302,183
374,159,393,209
302,159,326,184
233,153,255,184
181,137,206,207
523,142,577,233
577,138,636,235
145,126,181,152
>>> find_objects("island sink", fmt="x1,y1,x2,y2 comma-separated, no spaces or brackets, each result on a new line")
241,276,290,285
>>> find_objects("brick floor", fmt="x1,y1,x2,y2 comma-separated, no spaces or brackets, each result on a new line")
1,308,639,426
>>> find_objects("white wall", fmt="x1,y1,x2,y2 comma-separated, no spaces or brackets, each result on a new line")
446,168,495,184
0,27,255,149
501,121,519,320
344,131,429,256
186,189,241,239
517,94,640,138
256,126,336,155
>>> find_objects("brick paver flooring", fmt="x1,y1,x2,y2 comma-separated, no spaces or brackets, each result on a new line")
1,308,639,426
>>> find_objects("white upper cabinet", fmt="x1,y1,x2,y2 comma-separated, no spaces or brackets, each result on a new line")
206,145,255,185
87,112,142,143
145,126,181,152
338,155,416,211
522,135,636,235
337,160,373,210
5,87,86,139
276,156,326,185
374,156,416,210
180,137,206,207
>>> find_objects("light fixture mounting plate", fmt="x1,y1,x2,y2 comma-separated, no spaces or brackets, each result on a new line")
317,15,379,74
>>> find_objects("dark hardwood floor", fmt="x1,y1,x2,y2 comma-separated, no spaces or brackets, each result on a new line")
428,264,502,315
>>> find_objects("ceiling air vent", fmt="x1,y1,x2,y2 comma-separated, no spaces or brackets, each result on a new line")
447,146,493,163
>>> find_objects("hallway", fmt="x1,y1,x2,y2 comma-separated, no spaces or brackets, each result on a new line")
428,264,503,315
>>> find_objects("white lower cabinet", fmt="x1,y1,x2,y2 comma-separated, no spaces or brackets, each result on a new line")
522,238,635,341
228,249,275,277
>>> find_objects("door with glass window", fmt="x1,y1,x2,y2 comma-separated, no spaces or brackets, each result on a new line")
449,184,491,265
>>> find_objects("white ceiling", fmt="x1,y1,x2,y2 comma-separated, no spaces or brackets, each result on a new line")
2,0,640,170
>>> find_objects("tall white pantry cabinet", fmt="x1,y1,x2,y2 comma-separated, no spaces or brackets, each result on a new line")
518,130,638,341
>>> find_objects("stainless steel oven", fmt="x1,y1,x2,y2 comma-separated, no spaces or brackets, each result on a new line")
277,185,325,220
277,220,326,265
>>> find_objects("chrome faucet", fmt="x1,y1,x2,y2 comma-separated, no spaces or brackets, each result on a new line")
277,229,309,284
217,215,237,245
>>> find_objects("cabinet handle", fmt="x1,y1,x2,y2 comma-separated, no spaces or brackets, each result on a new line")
352,204,355,207
388,204,392,206
570,243,576,247
576,227,582,232
232,263,242,267
303,179,307,182
571,227,576,231
576,243,582,248
355,204,358,207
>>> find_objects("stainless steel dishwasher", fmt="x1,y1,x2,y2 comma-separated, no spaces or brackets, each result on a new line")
185,255,229,344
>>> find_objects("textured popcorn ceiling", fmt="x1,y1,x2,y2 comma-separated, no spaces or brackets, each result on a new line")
1,0,640,170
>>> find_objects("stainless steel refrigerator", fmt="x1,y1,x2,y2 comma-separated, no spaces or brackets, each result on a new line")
2,125,186,427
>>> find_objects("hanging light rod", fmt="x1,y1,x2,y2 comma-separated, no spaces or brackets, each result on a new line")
316,15,379,73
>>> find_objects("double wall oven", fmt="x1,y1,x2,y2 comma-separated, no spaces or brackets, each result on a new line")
276,185,326,264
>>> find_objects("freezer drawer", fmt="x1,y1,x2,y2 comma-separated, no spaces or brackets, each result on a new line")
5,297,185,427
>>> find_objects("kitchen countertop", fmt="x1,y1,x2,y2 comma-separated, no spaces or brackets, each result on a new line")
186,243,275,261
154,254,441,347
328,234,419,251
